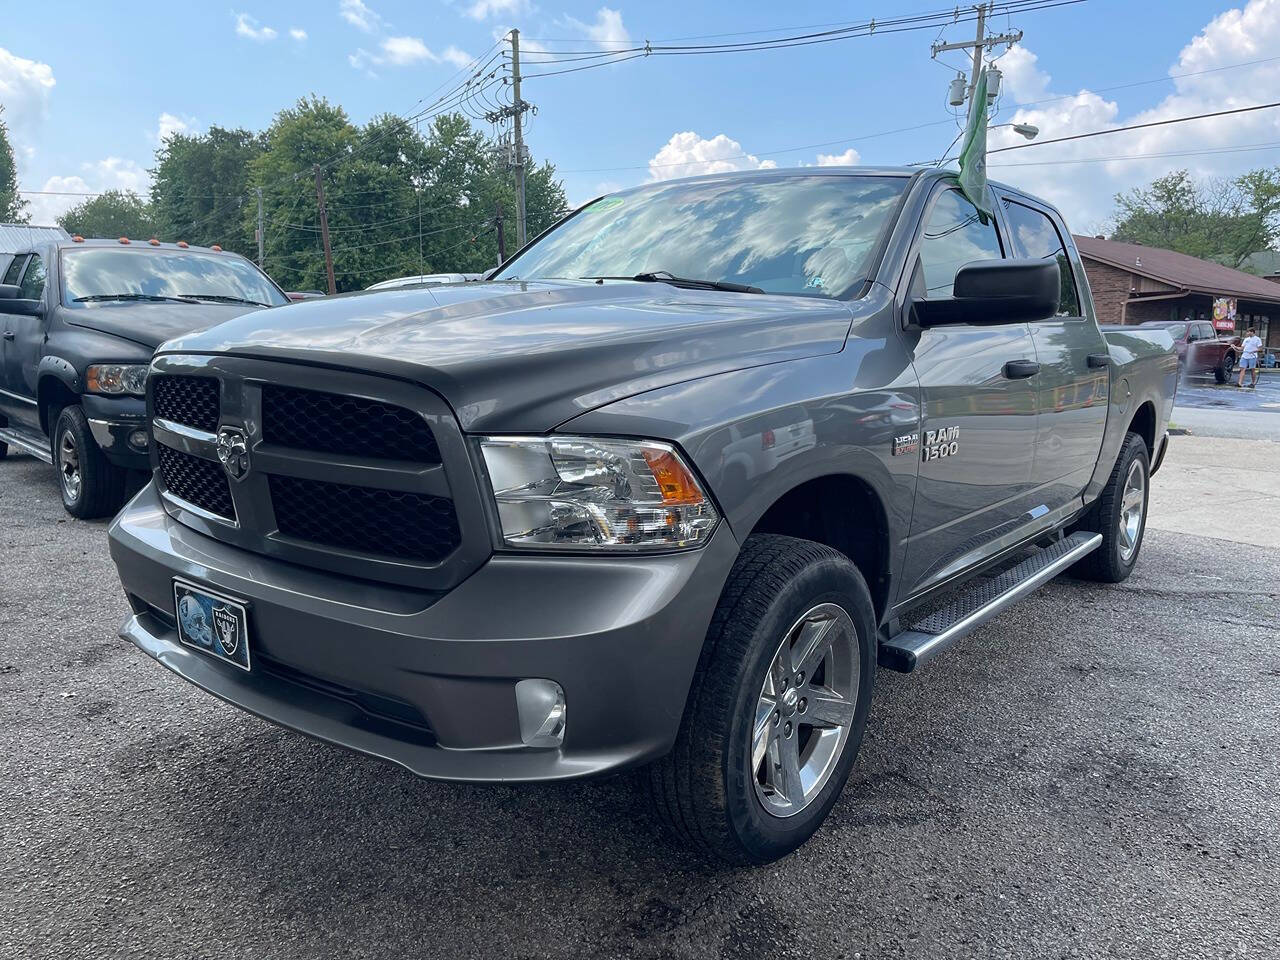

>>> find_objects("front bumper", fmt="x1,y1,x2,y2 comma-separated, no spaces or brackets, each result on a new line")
82,394,149,469
109,482,738,782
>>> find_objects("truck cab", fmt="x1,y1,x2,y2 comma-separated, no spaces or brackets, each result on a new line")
0,237,288,517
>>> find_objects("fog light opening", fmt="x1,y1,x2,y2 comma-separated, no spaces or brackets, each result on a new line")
515,679,566,748
128,430,149,451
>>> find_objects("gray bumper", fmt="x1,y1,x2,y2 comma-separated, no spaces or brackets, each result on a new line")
109,482,737,782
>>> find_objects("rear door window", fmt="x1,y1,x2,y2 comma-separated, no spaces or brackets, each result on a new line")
2,254,27,286
1001,200,1081,317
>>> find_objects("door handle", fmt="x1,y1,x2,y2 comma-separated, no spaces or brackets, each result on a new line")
1086,353,1111,368
1003,359,1040,379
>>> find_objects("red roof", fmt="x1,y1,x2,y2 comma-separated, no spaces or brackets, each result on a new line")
1073,235,1280,305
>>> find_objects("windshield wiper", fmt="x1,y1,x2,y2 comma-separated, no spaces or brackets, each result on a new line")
73,293,197,304
586,271,764,294
177,293,269,307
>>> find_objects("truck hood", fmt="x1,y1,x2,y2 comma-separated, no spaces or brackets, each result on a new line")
66,302,267,350
158,280,857,432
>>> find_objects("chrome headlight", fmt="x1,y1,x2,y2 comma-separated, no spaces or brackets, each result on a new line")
85,363,149,396
478,435,719,551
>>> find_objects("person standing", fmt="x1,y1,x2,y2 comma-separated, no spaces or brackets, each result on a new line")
1237,327,1263,388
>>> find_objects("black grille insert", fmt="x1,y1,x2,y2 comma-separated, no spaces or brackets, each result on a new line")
157,445,235,520
261,385,441,463
269,474,459,562
152,375,220,432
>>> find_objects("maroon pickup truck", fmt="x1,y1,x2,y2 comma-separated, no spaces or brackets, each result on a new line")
1135,319,1242,383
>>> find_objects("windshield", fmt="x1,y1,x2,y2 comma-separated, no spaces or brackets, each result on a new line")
495,174,908,298
61,248,287,308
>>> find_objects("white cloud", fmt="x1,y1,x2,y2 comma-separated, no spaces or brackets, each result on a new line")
561,7,629,46
233,12,278,42
647,132,777,181
816,148,861,166
25,158,151,226
381,35,432,65
0,47,56,158
154,112,197,144
340,0,382,32
353,37,474,70
465,0,529,22
290,27,308,41
987,0,1280,230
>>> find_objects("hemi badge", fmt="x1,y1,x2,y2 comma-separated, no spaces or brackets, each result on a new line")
892,433,919,456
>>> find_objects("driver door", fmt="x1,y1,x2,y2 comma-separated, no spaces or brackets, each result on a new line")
899,186,1041,600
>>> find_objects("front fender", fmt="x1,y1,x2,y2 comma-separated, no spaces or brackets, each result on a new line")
557,345,921,560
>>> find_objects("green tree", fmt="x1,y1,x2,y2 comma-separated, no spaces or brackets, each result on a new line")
1111,168,1280,270
57,189,157,239
0,111,28,223
151,125,265,253
246,100,567,291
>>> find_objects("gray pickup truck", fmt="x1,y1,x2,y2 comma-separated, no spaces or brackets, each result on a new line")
108,168,1175,864
0,237,286,517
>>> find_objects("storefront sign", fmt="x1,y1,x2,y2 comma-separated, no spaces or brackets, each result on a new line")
1212,297,1238,331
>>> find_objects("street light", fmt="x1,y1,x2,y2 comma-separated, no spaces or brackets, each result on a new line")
1010,123,1039,140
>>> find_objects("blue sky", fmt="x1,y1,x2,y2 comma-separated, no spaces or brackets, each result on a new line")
4,0,1279,233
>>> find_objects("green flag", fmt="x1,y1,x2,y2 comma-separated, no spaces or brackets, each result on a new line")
957,66,992,217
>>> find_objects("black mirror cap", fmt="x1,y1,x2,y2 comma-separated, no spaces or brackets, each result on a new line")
0,283,20,300
915,258,1060,326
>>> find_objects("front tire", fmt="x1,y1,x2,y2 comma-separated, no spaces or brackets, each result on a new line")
648,534,877,865
1071,432,1150,583
52,405,126,519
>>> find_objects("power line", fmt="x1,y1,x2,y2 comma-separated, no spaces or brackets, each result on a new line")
987,140,1280,167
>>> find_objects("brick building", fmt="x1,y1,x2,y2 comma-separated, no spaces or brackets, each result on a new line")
1073,235,1280,349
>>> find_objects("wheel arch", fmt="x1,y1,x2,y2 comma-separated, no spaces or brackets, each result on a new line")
748,473,893,623
37,368,79,434
1127,399,1157,455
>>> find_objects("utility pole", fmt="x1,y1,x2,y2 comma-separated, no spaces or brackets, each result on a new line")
313,165,336,296
487,30,533,251
255,187,265,268
510,28,527,249
495,200,506,265
931,3,1021,120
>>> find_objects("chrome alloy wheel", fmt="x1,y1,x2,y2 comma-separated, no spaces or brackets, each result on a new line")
1117,457,1146,563
751,602,859,818
58,430,82,503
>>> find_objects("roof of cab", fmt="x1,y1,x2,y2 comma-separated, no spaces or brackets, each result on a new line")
53,237,235,255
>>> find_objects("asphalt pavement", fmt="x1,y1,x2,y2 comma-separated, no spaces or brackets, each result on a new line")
1172,369,1280,439
3,442,1279,960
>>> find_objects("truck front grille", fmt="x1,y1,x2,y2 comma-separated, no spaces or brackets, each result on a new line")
148,356,488,590
261,385,441,463
152,375,220,431
268,474,460,562
157,444,235,520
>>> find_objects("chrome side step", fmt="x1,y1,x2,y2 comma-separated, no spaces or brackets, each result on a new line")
880,531,1102,673
0,425,52,464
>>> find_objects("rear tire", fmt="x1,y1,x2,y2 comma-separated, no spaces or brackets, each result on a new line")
1071,432,1149,583
647,534,877,865
52,405,126,519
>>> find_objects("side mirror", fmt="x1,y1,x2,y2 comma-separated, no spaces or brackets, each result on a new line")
913,258,1059,327
0,287,43,316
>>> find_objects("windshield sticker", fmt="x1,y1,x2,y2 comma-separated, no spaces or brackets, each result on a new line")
586,197,625,214
806,276,825,289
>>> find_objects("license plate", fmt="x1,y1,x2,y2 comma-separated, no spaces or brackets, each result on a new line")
173,580,251,671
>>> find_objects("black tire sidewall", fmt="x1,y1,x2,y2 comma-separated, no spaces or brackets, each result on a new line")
1103,436,1150,578
721,556,876,863
53,405,121,519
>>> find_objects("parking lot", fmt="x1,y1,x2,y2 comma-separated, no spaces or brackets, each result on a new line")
2,432,1278,960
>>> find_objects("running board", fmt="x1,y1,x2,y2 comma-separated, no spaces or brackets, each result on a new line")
880,531,1102,673
0,426,52,464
